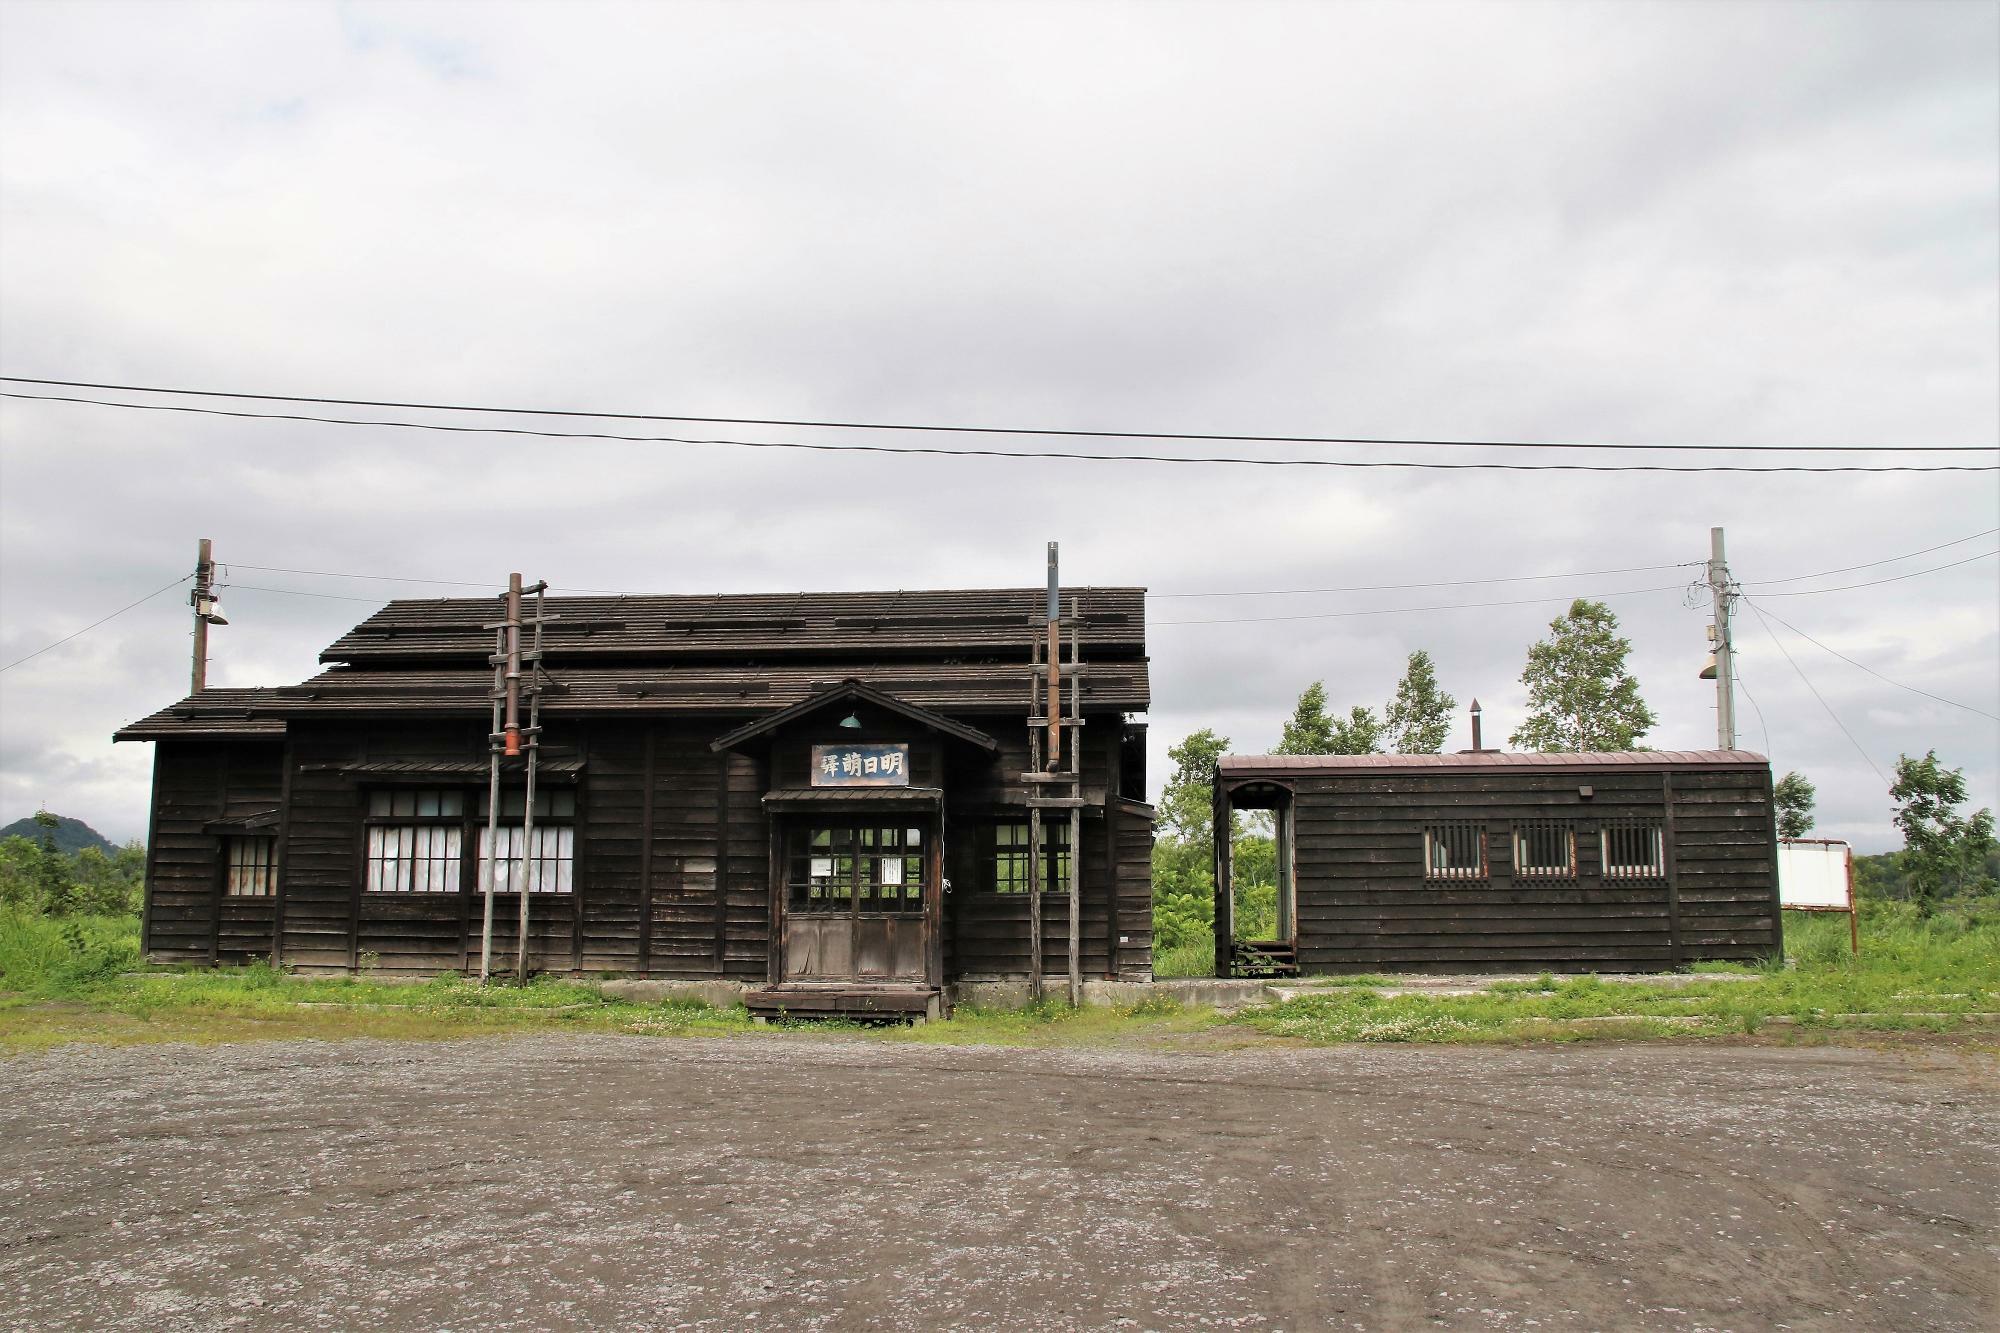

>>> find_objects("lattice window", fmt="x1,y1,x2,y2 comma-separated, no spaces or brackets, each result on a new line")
225,836,276,897
364,788,465,893
477,788,577,895
1423,823,1489,882
788,824,925,915
991,821,1071,895
1601,820,1666,881
1513,821,1578,880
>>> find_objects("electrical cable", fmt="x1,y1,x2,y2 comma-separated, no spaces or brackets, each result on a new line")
1746,528,1999,586
1730,659,1774,762
3,391,1994,473
1742,598,2000,723
1743,598,1889,787
1151,583,1687,626
1150,561,1701,599
0,574,192,673
3,373,1993,453
1745,549,1998,597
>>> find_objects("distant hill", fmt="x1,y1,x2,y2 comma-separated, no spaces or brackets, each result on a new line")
0,814,117,854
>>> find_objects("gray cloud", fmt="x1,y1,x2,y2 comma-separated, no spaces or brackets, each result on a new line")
1,0,1994,850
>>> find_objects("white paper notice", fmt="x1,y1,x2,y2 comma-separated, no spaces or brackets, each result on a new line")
880,858,903,886
810,857,834,878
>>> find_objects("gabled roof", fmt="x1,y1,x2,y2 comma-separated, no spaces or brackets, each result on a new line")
710,679,1000,753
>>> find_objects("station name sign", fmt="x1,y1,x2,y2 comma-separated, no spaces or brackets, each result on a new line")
811,743,911,787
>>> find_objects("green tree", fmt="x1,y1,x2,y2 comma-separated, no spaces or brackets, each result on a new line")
1384,650,1457,753
1889,750,1997,911
1510,599,1656,751
32,811,75,917
1329,705,1385,755
1774,771,1817,840
1159,729,1232,850
1275,682,1336,754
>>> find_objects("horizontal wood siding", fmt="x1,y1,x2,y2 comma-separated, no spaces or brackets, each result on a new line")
1114,798,1156,979
1288,767,1777,973
142,741,284,964
579,727,644,972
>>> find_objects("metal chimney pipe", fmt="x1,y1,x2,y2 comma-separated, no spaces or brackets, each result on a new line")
1470,699,1483,752
1045,542,1060,768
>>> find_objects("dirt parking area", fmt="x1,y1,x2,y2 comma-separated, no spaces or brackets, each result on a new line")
1,1035,1995,1331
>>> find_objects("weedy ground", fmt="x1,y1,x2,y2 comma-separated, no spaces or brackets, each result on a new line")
2,904,1994,1052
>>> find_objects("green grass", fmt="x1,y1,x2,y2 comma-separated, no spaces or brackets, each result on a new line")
1234,903,2000,1044
6,901,1995,1052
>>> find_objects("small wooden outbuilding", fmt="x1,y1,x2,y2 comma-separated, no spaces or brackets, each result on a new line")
1214,749,1782,976
115,586,1156,1016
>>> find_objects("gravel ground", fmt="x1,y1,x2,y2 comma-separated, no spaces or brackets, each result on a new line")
1,1035,1995,1331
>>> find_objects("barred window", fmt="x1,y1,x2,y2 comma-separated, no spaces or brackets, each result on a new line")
365,789,465,893
225,836,276,897
1423,823,1488,882
992,821,1072,894
1513,821,1578,879
1601,821,1666,880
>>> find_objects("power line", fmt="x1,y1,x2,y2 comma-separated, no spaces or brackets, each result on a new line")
0,574,191,674
4,390,1995,474
1732,660,1774,763
1747,528,1998,586
1743,598,1888,788
1747,549,1998,597
1743,598,1999,723
1152,583,1687,627
218,581,400,604
4,373,1994,453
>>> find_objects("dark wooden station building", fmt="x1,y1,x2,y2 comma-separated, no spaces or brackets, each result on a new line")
115,587,1156,1016
1215,746,1782,976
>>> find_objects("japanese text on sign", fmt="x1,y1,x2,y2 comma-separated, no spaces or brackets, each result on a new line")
810,743,911,787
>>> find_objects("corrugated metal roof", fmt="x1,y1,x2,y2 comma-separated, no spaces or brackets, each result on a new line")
1220,749,1769,778
320,586,1147,665
763,787,945,807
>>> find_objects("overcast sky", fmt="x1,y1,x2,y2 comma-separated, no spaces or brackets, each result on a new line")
1,0,1995,853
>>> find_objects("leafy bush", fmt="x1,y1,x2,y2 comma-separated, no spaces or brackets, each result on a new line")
0,910,141,994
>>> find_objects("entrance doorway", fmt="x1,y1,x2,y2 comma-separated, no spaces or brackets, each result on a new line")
782,822,931,980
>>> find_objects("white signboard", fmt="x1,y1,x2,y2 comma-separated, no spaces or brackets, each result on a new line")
1777,839,1852,911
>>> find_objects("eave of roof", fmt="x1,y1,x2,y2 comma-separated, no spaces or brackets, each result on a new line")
711,680,1000,753
1219,749,1770,779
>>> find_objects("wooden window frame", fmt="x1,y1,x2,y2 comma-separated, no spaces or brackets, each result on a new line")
1600,820,1666,881
787,822,927,917
224,835,277,897
988,820,1072,896
360,785,579,896
1513,821,1579,880
1422,822,1489,883
476,787,578,896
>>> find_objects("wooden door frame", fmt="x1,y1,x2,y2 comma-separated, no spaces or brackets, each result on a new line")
770,812,941,984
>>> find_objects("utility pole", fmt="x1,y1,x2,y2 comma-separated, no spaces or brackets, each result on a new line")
1707,526,1737,750
189,537,221,692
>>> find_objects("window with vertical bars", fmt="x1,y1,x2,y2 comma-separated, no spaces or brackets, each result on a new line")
1422,823,1488,882
477,788,577,894
1601,820,1666,880
1513,821,1578,879
224,837,276,897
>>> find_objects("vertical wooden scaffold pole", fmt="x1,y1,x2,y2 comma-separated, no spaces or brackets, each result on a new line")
516,581,547,984
1067,595,1082,1008
479,576,519,985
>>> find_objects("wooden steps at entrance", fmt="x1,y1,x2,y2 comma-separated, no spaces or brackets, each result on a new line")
743,982,944,1022
1229,940,1299,979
